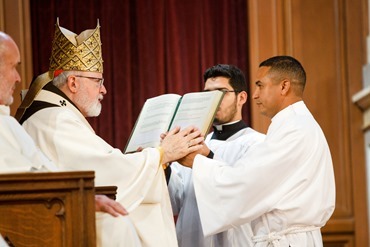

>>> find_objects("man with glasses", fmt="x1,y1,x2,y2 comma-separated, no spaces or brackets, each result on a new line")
16,20,203,246
168,64,265,246
0,30,140,246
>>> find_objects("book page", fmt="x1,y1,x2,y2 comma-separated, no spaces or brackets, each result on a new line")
170,90,224,135
124,94,181,153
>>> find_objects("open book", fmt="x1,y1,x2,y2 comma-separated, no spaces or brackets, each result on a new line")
124,90,224,153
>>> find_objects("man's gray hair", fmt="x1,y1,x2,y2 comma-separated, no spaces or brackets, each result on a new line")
52,71,76,88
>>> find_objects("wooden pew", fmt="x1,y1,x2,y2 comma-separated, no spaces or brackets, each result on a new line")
0,171,96,247
95,186,118,200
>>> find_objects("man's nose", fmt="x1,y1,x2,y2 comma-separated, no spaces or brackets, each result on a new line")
100,84,107,95
15,70,21,84
252,90,258,99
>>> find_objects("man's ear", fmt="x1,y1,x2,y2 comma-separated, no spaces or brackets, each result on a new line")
238,91,248,105
280,79,291,95
67,75,78,93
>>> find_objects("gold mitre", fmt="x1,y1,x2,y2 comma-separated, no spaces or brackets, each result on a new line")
50,18,103,73
15,19,103,121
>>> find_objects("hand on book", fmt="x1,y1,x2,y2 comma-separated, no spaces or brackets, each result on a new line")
124,90,224,153
177,143,211,168
160,126,204,164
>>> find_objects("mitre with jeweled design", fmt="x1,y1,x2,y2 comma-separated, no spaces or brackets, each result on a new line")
15,19,103,121
49,18,103,73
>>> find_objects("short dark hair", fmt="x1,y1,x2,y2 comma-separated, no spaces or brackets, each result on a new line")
260,56,306,91
203,64,248,92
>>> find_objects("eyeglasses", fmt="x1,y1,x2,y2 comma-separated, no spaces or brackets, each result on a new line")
204,88,241,94
217,89,240,93
75,75,104,87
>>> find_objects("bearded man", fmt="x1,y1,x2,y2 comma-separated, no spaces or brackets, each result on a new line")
16,20,203,247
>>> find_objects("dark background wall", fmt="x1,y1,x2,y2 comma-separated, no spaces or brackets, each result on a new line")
29,0,251,150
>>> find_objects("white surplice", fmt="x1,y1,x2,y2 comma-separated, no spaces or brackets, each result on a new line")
169,126,265,247
0,105,56,172
22,89,177,247
0,105,142,247
192,101,336,247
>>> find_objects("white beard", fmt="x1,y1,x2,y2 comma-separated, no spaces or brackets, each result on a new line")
85,100,102,117
75,87,102,117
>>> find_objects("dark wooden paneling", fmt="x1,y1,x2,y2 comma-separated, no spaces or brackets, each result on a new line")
324,234,354,247
0,171,96,247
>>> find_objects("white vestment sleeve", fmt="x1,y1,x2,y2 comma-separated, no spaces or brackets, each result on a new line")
23,108,161,212
170,128,265,246
0,112,56,172
23,105,179,247
193,111,335,236
167,162,188,215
